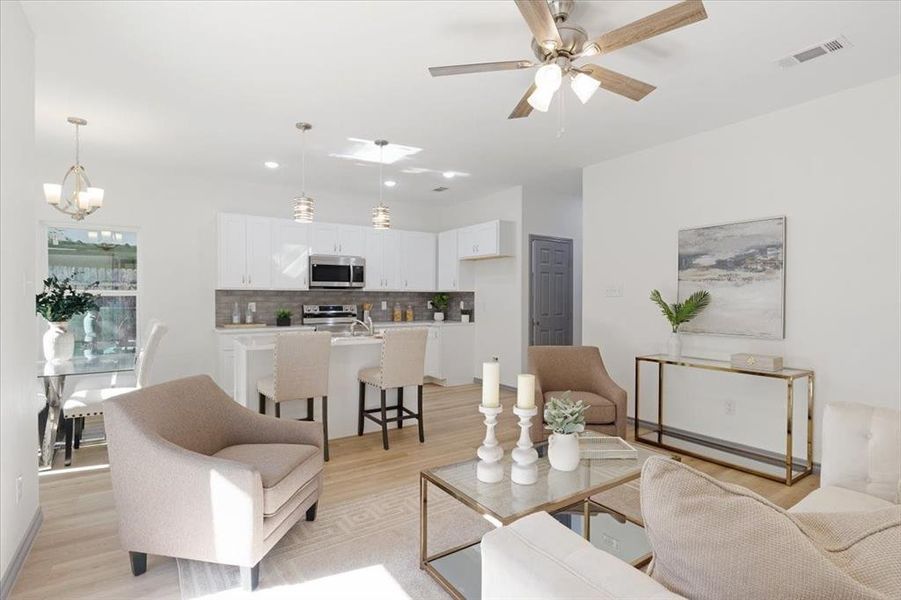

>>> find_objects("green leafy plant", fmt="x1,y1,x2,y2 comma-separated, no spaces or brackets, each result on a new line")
649,289,711,333
543,392,587,435
275,308,293,319
35,275,99,323
431,293,449,313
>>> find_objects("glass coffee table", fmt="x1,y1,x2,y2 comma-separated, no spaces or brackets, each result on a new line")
420,442,663,599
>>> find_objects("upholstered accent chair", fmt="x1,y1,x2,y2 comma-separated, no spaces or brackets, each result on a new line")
62,320,167,466
104,375,323,591
528,345,627,441
358,327,428,450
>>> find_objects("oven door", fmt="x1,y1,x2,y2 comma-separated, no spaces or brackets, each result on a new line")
310,259,351,288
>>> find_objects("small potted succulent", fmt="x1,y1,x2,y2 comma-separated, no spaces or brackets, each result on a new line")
35,275,99,362
275,308,293,327
431,293,449,322
649,289,711,358
544,392,586,471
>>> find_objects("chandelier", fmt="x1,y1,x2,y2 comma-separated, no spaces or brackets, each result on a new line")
371,139,390,229
292,121,314,223
43,117,104,221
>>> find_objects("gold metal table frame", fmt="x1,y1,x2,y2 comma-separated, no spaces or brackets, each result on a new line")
634,354,814,486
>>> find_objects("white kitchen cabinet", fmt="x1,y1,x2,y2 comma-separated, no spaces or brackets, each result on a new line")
217,213,272,289
457,220,515,260
271,220,311,289
425,327,441,378
365,228,401,290
311,223,365,256
400,231,437,291
437,229,473,291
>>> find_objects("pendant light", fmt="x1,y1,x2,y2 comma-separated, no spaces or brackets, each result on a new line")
292,122,314,223
43,117,104,221
371,139,390,229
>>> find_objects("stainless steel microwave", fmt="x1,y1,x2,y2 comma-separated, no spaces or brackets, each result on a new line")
309,255,365,288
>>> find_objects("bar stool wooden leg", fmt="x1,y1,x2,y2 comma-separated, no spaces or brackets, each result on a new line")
417,384,425,443
358,382,365,436
306,397,314,421
397,387,404,429
380,388,389,450
259,392,266,415
275,402,281,419
322,395,329,462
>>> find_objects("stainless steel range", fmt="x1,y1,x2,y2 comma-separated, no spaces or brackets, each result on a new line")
301,304,359,334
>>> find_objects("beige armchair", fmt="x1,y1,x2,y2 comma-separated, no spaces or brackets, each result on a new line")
528,346,627,442
104,375,323,591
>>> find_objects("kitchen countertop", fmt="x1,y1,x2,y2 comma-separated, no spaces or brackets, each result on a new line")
233,334,382,351
216,320,473,334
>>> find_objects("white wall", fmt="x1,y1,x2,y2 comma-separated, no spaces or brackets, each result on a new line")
32,161,441,384
583,75,901,461
0,0,41,584
522,173,584,368
439,187,523,387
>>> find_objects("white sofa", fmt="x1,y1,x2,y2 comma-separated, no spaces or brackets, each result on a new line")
481,402,901,600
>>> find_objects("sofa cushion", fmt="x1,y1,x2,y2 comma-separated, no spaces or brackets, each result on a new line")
790,485,896,514
544,390,616,424
213,443,323,516
641,456,901,600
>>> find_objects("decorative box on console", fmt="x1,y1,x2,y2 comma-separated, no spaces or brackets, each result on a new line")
730,353,784,372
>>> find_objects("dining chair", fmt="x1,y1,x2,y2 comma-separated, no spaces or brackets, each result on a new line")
357,327,428,450
61,320,167,466
257,331,332,461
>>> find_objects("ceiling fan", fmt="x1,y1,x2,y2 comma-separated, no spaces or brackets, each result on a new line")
428,0,707,118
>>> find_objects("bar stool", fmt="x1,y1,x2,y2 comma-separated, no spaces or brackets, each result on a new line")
357,327,428,450
257,331,332,460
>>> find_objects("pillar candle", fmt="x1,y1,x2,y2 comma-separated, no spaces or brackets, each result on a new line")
516,374,535,409
482,361,500,407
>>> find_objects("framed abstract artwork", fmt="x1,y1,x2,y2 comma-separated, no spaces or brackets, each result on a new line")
677,216,786,339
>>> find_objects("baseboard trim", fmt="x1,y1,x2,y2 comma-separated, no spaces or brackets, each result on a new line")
472,377,517,393
0,506,43,600
628,417,820,475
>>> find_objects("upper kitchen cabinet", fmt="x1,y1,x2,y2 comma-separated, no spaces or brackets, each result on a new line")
437,229,474,291
400,231,437,291
312,222,366,256
365,228,401,290
217,213,272,289
457,220,515,260
271,220,311,289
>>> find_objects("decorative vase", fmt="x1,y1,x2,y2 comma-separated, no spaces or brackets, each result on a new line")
43,321,74,362
276,316,291,327
667,332,682,358
433,312,445,322
548,432,581,472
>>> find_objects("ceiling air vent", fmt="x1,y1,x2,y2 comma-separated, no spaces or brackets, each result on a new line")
777,35,852,68
432,186,449,192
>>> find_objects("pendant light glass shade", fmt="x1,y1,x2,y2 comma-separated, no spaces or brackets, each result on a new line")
293,122,314,223
371,139,391,229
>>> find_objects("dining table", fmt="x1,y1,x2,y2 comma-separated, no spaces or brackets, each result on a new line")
36,352,136,470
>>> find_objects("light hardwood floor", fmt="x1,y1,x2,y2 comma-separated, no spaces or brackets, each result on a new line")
12,383,819,599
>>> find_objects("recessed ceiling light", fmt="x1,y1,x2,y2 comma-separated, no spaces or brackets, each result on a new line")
384,180,396,187
264,161,279,169
442,171,455,179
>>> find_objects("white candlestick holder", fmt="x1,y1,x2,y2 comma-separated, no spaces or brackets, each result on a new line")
511,406,539,485
476,404,504,483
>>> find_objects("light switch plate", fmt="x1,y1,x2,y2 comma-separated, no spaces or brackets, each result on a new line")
604,285,623,298
248,302,257,311
381,300,387,310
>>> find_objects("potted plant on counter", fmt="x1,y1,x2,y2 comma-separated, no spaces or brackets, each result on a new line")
275,308,293,327
649,289,711,358
544,392,586,472
431,293,449,322
35,275,99,362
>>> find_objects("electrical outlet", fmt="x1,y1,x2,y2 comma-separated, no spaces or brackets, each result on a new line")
491,356,499,362
16,475,23,504
248,302,256,312
604,284,624,298
459,300,465,310
600,533,620,550
725,400,736,416
427,300,433,309
381,300,387,310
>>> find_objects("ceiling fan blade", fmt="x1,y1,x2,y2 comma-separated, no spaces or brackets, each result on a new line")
580,64,656,101
428,60,534,77
589,0,707,55
508,83,537,119
514,0,563,51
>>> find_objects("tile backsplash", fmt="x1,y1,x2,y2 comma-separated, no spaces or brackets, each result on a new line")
215,290,475,327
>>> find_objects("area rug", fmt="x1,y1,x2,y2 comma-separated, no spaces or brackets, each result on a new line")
177,479,643,599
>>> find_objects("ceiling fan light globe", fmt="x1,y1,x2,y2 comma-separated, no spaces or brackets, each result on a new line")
571,72,600,104
527,87,555,112
534,63,562,91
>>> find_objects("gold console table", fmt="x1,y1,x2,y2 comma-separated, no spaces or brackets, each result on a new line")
634,354,814,486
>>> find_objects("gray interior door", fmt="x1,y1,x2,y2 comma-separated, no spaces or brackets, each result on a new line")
530,237,573,345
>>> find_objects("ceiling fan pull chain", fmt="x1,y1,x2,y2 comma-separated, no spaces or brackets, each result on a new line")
556,86,566,138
